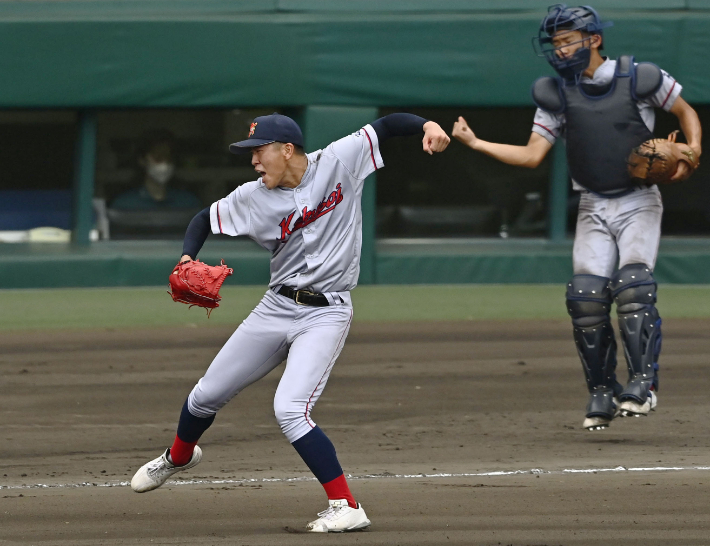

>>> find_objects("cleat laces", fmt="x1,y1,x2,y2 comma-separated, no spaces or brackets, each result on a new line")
146,459,171,480
317,504,348,520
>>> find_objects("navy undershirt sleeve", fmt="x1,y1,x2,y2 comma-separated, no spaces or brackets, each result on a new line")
181,207,211,260
371,113,429,142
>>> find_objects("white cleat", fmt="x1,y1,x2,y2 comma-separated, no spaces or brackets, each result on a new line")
131,446,202,493
620,390,657,417
306,499,371,533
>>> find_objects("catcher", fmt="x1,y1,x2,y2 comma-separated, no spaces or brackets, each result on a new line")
452,4,701,430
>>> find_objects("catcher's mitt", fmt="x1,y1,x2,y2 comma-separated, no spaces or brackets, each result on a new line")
627,130,699,185
168,259,233,317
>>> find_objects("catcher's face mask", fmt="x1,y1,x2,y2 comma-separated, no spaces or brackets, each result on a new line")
533,4,612,86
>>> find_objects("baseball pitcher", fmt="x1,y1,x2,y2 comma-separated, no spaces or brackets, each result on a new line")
130,112,450,531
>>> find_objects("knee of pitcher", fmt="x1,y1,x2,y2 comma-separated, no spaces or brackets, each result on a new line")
273,403,298,428
277,417,312,443
187,389,221,419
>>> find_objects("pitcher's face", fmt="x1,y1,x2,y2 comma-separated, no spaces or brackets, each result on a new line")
251,143,288,189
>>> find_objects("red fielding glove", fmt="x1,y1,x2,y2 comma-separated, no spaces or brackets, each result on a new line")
168,259,233,317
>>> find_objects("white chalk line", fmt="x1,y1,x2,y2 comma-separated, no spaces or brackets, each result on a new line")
2,465,710,491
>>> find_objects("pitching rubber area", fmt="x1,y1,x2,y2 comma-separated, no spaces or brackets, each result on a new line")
1,294,710,544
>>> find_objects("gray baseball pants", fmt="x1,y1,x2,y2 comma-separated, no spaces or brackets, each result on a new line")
572,186,663,276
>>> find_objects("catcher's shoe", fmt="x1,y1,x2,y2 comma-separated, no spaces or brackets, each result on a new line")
131,446,202,493
620,389,658,417
306,499,371,533
583,388,621,431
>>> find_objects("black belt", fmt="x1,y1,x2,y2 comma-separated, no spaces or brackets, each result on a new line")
277,286,330,307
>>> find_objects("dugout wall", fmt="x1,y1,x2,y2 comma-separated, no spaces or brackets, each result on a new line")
1,0,710,287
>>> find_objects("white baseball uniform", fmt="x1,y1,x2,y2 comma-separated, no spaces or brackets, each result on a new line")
186,125,383,443
531,58,681,277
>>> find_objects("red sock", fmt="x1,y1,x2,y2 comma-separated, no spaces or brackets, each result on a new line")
169,435,197,466
322,474,357,508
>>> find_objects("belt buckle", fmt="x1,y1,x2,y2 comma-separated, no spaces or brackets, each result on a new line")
294,289,314,306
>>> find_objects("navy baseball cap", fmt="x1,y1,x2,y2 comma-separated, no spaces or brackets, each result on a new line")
229,113,304,154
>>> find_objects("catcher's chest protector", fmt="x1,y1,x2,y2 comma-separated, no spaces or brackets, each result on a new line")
533,56,660,193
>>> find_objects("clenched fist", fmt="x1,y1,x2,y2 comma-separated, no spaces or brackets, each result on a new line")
452,116,477,148
422,121,451,155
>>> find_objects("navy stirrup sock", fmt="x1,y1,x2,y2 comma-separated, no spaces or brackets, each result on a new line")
291,426,357,508
170,399,215,466
291,426,343,484
176,398,215,442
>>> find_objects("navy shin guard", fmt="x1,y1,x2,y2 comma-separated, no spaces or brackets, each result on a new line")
610,264,661,403
566,275,621,393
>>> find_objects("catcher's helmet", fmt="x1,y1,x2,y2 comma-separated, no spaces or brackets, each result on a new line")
533,4,613,85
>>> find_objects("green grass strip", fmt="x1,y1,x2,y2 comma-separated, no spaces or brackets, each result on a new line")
1,284,709,331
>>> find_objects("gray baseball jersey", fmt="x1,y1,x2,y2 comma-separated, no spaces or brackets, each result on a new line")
210,124,383,293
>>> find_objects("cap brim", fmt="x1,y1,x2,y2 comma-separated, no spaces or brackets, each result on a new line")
229,139,276,154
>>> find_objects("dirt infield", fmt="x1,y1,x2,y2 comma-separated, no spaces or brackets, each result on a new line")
1,319,709,545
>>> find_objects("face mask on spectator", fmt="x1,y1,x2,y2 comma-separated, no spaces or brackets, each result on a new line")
147,161,175,185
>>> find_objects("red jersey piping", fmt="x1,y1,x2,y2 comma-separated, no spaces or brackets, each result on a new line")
362,128,378,170
661,80,676,109
534,122,556,138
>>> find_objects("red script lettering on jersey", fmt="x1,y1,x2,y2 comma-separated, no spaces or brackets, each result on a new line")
278,184,344,242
